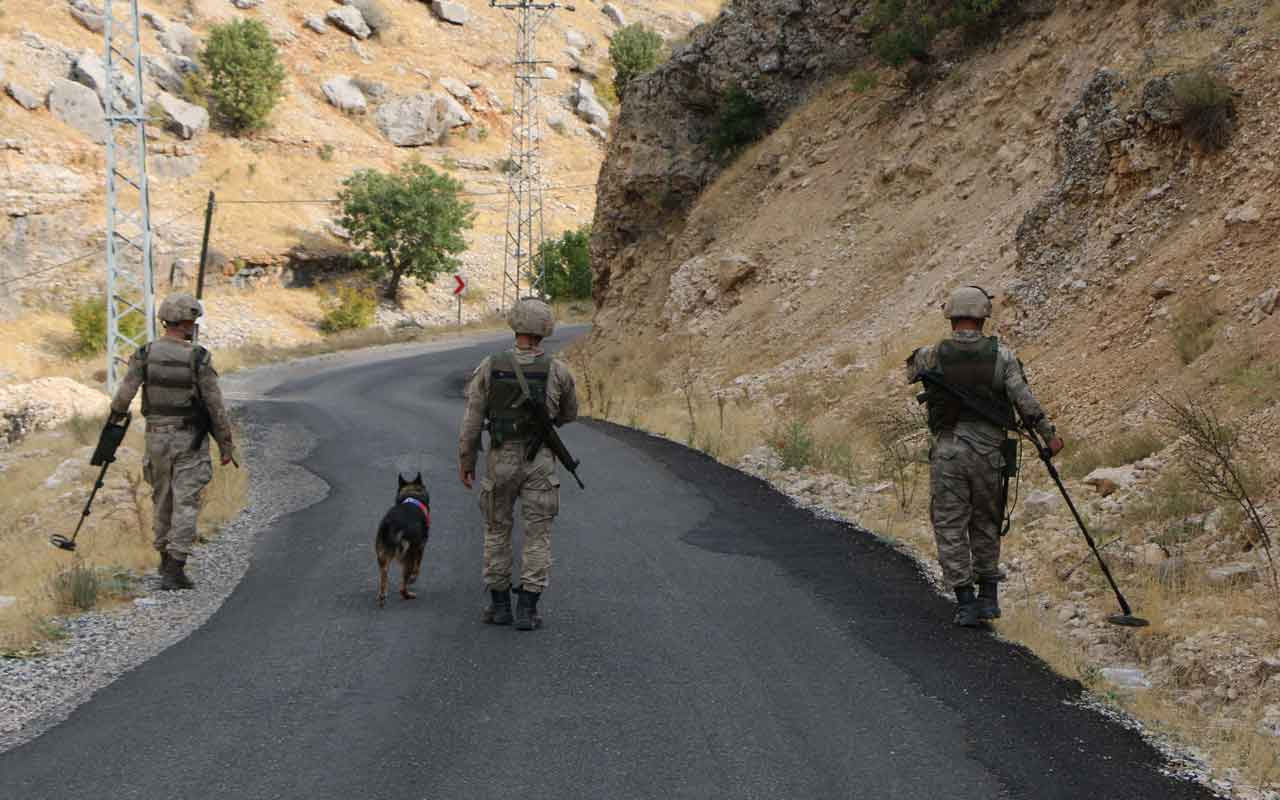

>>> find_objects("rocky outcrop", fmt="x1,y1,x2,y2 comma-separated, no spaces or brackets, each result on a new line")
47,78,107,142
322,75,367,114
0,378,110,446
327,7,372,40
572,80,609,128
431,1,469,25
374,92,470,146
155,91,209,139
589,0,867,306
6,82,42,110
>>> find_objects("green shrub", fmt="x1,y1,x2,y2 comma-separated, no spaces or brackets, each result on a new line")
317,143,335,161
533,226,592,301
319,286,378,333
709,86,768,161
850,70,880,93
71,298,146,358
771,419,815,471
593,75,620,111
871,22,936,66
200,19,287,133
609,23,665,98
51,562,101,612
1172,69,1235,152
945,0,1012,37
1172,300,1218,365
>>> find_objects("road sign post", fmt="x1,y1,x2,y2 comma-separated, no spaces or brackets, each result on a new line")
453,274,467,329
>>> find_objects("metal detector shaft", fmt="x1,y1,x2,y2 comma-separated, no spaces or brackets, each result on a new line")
60,461,111,549
1027,429,1136,618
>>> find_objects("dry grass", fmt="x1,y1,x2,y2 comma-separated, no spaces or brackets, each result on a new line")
1062,427,1163,479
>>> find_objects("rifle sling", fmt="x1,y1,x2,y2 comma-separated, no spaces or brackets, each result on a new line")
509,353,536,406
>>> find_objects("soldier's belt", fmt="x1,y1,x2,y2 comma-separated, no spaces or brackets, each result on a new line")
147,421,194,432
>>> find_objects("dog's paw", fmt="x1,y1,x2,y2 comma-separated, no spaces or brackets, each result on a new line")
376,595,386,608
401,590,417,600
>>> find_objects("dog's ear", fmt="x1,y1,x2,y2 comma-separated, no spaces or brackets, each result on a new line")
413,472,423,484
398,474,407,488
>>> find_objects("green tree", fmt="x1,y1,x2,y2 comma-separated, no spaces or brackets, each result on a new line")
200,19,287,133
337,163,474,301
609,24,665,99
532,227,592,301
709,86,768,161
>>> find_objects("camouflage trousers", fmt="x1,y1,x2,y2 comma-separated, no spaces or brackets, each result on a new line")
929,434,1005,589
477,442,560,593
143,426,212,559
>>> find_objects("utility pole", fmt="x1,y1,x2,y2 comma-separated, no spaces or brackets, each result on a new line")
490,0,573,309
102,0,155,394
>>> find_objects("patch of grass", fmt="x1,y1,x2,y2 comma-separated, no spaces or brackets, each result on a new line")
317,143,335,161
770,418,815,470
1062,428,1163,479
850,70,880,94
1172,69,1235,152
1171,299,1218,365
318,286,378,334
50,561,102,612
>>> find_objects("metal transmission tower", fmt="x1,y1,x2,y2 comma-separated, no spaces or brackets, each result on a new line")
490,0,573,308
102,0,156,394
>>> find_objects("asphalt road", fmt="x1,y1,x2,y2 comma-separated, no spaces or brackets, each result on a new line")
0,329,1215,799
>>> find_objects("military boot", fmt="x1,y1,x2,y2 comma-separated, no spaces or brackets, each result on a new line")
160,557,195,591
954,586,981,628
158,551,172,576
482,589,513,626
977,579,1001,620
514,589,542,631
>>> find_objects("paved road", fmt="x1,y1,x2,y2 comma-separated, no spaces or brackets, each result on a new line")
0,330,1213,799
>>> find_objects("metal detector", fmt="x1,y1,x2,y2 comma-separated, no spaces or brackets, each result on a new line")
51,413,131,552
1022,426,1150,628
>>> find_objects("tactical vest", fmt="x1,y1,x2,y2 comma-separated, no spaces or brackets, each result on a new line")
486,350,550,446
923,336,1015,434
141,338,206,421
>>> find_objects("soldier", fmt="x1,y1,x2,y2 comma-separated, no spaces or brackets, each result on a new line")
907,286,1063,627
109,293,237,591
458,298,578,631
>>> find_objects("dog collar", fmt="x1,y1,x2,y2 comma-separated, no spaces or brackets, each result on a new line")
402,497,430,523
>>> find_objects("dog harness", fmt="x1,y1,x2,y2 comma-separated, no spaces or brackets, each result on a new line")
402,497,430,525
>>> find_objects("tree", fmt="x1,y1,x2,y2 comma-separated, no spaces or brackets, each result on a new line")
609,24,665,99
338,163,474,301
533,227,592,301
200,19,287,133
709,86,768,161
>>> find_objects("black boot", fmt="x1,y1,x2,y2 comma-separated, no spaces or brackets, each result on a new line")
514,589,541,631
954,585,981,627
977,580,1001,620
160,557,195,591
482,589,513,625
158,551,172,576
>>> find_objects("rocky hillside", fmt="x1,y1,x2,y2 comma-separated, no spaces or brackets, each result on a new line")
0,0,718,349
583,0,1280,792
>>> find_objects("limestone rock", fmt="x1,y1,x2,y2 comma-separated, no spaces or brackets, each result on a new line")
439,77,475,107
565,29,589,50
322,75,368,114
158,21,201,58
1225,205,1261,225
717,253,756,293
430,0,469,25
374,92,469,146
601,2,626,26
6,83,43,111
572,79,609,127
151,154,204,181
69,0,106,33
1149,278,1175,299
0,378,111,445
305,15,328,34
1082,466,1137,497
1021,489,1059,520
327,7,371,39
542,66,558,81
47,78,107,143
1206,563,1260,587
71,49,137,113
587,124,608,141
155,91,209,139
546,109,568,134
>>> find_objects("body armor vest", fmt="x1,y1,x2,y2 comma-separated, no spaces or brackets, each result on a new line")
141,338,205,421
923,336,1015,434
486,350,550,446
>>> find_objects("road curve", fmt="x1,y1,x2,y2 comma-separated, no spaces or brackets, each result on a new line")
0,329,1213,799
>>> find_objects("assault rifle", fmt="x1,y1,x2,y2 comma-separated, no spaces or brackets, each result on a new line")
510,359,585,490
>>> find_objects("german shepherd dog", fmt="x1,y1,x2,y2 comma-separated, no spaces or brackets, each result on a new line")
375,474,431,608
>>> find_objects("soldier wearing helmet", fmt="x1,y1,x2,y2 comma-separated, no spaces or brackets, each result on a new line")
906,286,1063,627
458,297,578,631
109,292,237,591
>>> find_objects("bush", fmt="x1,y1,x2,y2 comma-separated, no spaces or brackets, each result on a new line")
771,419,815,471
319,286,378,333
317,143,335,161
609,23,665,99
200,19,287,133
871,22,936,66
533,226,592,301
709,86,768,161
945,0,1013,37
351,0,392,36
1172,69,1235,152
850,70,880,94
71,297,146,358
51,562,100,612
1172,300,1218,365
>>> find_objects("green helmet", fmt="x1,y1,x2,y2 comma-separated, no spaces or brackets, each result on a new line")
158,292,203,324
943,286,992,320
508,297,555,338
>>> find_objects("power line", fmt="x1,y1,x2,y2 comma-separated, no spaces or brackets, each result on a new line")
214,183,599,206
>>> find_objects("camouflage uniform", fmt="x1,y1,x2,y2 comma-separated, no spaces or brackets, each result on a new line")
111,336,235,562
458,347,578,594
907,332,1055,590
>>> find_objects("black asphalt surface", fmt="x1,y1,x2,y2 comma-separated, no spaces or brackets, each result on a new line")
0,329,1216,799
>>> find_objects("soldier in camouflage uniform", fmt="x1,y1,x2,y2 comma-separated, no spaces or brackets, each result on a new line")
459,298,578,631
110,293,237,591
907,286,1063,627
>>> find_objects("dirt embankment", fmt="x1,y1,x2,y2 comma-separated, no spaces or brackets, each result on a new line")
582,0,1280,793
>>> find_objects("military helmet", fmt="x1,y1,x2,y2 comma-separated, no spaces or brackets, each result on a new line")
508,297,555,338
158,292,203,324
943,286,993,320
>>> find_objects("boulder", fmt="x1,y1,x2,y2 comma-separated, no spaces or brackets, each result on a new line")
1206,563,1260,587
572,79,609,127
1225,205,1262,225
0,378,111,445
322,75,367,114
145,57,185,94
327,7,371,39
6,83,43,111
717,253,756,293
71,49,137,113
565,29,589,50
1082,466,1137,497
47,78,107,143
601,2,625,26
439,76,475,107
542,66,558,81
69,0,106,33
1148,278,1175,299
304,15,328,34
430,0,469,25
1021,489,1059,520
155,91,209,139
158,21,201,58
374,92,469,146
546,110,568,134
587,124,608,141
568,49,600,79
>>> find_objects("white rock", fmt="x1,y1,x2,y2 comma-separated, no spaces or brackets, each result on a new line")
304,15,328,34
1101,667,1151,690
438,76,475,107
546,109,568,133
601,2,625,26
587,124,608,141
0,378,111,444
327,7,371,39
321,75,367,114
1206,563,1260,587
430,0,469,25
1021,489,1059,520
1255,287,1279,316
1224,205,1261,225
374,92,469,146
542,66,558,81
47,78,108,143
232,0,262,8
6,82,43,110
565,29,589,50
155,91,209,139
